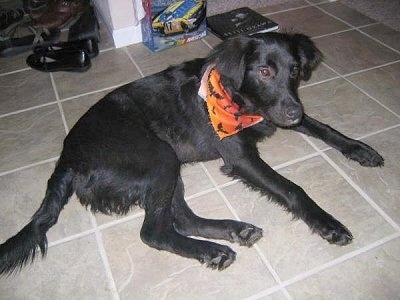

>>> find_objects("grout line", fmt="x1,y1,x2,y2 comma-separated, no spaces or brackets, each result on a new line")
0,67,31,77
264,4,313,16
89,214,121,300
342,60,400,78
344,80,400,120
271,152,321,170
199,162,291,298
200,162,242,221
0,156,59,177
321,61,400,120
309,0,400,55
0,101,58,119
247,232,400,299
50,73,69,133
201,38,214,50
301,134,400,231
123,47,145,78
48,228,96,248
311,22,379,40
60,85,119,102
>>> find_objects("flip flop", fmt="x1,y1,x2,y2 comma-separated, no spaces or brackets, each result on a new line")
26,47,91,72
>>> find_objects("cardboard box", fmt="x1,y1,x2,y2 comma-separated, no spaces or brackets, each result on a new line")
141,0,207,52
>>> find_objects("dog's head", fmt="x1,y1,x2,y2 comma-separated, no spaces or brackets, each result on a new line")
208,32,322,127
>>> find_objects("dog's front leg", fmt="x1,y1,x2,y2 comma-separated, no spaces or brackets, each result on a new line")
294,114,384,167
222,153,353,245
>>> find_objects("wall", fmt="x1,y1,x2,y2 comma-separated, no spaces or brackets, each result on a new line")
93,0,143,48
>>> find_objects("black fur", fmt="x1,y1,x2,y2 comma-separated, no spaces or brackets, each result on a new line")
0,32,384,274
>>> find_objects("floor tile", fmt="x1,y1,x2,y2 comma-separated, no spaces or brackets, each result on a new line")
0,162,92,243
346,62,400,116
269,6,350,37
222,155,395,280
300,63,339,86
314,30,400,74
0,69,55,115
181,163,214,196
203,32,222,48
360,23,400,51
286,238,400,299
257,129,316,167
299,78,399,148
202,159,232,186
101,191,277,300
318,2,376,27
0,105,65,173
326,127,400,225
0,52,30,74
52,48,141,99
127,39,212,76
260,0,308,14
0,235,113,299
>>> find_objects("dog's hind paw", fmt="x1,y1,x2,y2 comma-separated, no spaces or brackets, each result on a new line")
311,214,353,246
199,246,236,270
230,224,263,247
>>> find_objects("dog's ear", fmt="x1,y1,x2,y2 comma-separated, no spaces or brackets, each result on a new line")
209,36,256,90
292,33,323,81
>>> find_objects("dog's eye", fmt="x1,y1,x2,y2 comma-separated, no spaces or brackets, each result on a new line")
290,65,300,78
259,67,274,79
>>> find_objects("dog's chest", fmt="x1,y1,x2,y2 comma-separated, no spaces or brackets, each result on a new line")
158,123,220,163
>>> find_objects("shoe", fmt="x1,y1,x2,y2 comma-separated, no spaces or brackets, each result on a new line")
68,5,100,42
33,0,90,29
34,38,99,58
26,47,91,72
0,8,24,30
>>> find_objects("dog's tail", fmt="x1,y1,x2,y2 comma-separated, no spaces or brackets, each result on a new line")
0,165,74,276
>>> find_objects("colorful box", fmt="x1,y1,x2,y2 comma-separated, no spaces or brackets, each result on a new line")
141,0,207,52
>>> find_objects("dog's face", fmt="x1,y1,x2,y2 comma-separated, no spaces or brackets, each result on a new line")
211,33,322,127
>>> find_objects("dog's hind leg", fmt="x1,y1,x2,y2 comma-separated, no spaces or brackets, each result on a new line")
139,149,236,270
171,176,263,247
0,163,74,275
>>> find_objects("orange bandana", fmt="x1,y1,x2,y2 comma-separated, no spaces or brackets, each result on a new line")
199,66,264,139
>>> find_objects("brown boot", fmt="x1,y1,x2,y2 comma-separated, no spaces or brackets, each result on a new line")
33,0,89,29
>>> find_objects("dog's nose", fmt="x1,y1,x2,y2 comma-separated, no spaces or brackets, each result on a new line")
285,106,302,121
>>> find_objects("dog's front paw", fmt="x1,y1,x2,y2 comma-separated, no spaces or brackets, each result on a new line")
309,213,353,246
342,142,384,167
199,245,236,270
230,224,263,247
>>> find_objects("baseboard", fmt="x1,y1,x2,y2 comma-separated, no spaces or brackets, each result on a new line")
111,24,143,48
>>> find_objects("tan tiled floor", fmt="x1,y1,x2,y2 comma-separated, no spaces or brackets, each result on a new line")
1,1,400,299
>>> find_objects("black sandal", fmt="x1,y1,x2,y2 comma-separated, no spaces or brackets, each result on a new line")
26,47,91,72
33,38,99,58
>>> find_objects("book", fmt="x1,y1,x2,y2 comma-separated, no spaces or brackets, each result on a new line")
207,7,279,40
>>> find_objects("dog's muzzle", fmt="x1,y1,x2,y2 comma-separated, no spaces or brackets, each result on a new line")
266,101,303,127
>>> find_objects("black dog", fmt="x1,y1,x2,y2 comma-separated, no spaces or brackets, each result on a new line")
0,32,383,274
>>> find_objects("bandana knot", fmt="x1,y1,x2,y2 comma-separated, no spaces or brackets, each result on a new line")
199,66,263,139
